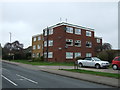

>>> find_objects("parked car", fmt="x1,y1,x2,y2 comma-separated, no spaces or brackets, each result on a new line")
112,56,120,70
77,57,110,69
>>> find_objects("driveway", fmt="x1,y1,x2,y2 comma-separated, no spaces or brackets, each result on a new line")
37,65,119,74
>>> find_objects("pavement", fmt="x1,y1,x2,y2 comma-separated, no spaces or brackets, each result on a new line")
1,60,120,87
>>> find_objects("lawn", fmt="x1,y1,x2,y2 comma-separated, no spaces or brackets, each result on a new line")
60,69,120,79
9,60,74,66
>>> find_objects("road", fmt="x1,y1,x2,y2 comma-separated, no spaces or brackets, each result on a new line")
2,62,113,89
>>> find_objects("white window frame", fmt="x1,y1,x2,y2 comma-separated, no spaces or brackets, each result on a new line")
49,40,53,46
32,53,35,58
33,45,36,50
44,41,47,47
75,52,81,58
44,52,47,58
86,53,92,57
48,52,53,58
38,36,41,41
44,29,47,36
75,40,81,47
49,28,53,35
66,39,73,46
66,27,73,33
86,31,92,37
75,28,81,35
37,44,41,49
33,37,36,41
66,52,73,59
86,41,92,48
97,38,101,43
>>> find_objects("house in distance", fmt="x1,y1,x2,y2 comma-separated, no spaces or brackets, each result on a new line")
32,22,102,62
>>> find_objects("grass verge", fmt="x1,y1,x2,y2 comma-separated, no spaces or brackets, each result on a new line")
8,60,74,66
60,69,120,79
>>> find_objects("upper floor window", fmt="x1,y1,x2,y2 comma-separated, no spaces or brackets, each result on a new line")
97,38,101,43
44,29,47,36
75,52,81,58
33,45,36,50
37,44,41,49
49,40,53,46
86,53,92,57
38,36,41,41
44,41,47,47
86,31,92,37
33,37,36,41
49,28,53,35
66,27,73,33
66,39,73,46
75,40,81,47
44,28,53,36
75,28,81,35
86,41,92,48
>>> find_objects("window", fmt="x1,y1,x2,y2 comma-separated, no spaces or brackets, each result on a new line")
49,28,53,35
66,39,73,46
33,45,36,50
66,52,73,59
37,53,40,57
44,41,47,47
75,53,81,58
44,52,47,58
44,28,53,36
97,39,100,43
66,27,73,33
37,45,41,49
86,31,92,37
44,29,47,36
75,28,81,35
44,52,53,58
32,53,35,58
49,40,53,46
75,40,81,47
33,37,36,41
86,41,92,48
38,36,41,41
86,53,92,57
48,52,53,58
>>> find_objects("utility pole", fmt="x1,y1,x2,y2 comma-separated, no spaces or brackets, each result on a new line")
46,27,49,62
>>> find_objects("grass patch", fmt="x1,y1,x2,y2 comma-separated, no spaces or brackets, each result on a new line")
60,69,120,79
9,60,74,66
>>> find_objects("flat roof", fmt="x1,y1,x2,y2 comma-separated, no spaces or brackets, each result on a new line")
43,22,94,31
32,34,43,37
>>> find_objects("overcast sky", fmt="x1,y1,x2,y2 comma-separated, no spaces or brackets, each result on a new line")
0,0,118,49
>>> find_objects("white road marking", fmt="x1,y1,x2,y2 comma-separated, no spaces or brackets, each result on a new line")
16,74,38,84
1,75,18,86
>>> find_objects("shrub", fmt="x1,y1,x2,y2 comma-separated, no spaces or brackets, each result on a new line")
32,56,44,62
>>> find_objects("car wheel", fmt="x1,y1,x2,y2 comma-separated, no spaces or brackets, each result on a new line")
112,65,118,70
79,63,83,67
95,64,100,69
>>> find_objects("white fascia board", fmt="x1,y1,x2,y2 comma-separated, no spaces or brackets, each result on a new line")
32,34,43,37
95,36,102,39
44,22,94,31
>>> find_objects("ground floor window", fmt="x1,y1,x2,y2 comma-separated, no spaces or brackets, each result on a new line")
66,52,73,59
75,52,81,58
44,52,53,58
48,52,53,58
86,53,92,57
37,53,40,57
32,53,36,58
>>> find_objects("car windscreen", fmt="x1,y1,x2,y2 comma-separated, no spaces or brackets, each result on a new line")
92,57,101,61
